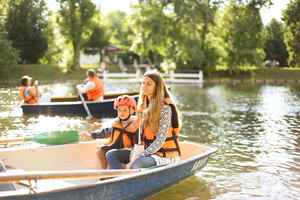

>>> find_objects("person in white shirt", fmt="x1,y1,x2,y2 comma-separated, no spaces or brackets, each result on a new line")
77,69,104,101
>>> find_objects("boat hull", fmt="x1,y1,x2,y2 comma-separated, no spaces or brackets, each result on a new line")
0,141,216,200
21,96,139,117
1,153,211,200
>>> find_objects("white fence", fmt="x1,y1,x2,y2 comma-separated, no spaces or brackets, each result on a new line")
101,71,203,84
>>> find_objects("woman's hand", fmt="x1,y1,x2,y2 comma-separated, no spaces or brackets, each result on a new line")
130,144,144,162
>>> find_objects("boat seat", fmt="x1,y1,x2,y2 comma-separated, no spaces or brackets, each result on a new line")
0,161,17,191
180,142,206,160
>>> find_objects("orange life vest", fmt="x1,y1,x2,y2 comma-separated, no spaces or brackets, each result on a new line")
142,103,181,158
101,118,138,153
86,77,104,101
19,86,38,104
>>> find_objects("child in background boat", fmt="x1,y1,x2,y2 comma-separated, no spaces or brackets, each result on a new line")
18,75,39,104
81,95,139,169
129,70,181,169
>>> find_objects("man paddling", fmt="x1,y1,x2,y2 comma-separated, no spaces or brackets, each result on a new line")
77,69,104,101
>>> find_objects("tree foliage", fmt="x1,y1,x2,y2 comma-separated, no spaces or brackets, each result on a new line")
84,26,109,54
130,0,221,72
131,1,172,64
218,1,264,73
236,0,273,8
0,0,19,66
39,12,63,64
283,0,300,67
57,0,96,71
105,11,133,51
171,0,221,72
104,11,138,64
5,0,48,64
0,35,20,65
263,19,288,66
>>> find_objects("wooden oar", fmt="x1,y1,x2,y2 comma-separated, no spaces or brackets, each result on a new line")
77,87,93,119
130,96,146,162
0,169,142,183
0,130,79,145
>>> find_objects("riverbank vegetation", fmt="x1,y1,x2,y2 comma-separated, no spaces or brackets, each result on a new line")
0,0,299,79
1,64,300,83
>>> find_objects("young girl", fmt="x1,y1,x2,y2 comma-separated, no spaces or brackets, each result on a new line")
81,95,138,169
130,70,181,169
18,75,39,104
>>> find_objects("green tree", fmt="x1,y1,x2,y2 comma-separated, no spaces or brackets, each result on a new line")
131,1,172,66
5,0,48,64
0,0,19,66
0,35,20,65
105,11,132,51
57,0,96,71
104,11,137,64
218,1,264,73
283,0,300,67
83,25,110,62
236,0,273,8
131,0,221,72
0,0,8,22
40,11,63,64
263,19,288,66
171,0,221,72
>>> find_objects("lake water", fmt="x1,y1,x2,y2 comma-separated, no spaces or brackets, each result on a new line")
1,82,300,200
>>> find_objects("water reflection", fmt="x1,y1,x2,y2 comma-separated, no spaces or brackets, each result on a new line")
171,84,300,200
146,176,212,200
1,82,300,199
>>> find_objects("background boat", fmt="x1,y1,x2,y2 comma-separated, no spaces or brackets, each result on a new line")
21,91,139,117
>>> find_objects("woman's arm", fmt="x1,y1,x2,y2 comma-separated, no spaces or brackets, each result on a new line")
142,105,172,156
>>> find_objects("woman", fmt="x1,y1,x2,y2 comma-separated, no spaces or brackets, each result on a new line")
130,70,181,169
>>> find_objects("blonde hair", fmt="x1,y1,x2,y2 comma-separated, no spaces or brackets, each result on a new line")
138,71,179,132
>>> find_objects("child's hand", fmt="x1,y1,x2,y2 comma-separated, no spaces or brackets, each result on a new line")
130,144,144,163
80,131,92,141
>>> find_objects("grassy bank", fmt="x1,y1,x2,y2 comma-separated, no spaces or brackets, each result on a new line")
1,65,300,84
0,64,121,84
207,67,300,81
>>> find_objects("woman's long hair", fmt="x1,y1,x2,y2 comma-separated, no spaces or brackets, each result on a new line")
138,71,180,132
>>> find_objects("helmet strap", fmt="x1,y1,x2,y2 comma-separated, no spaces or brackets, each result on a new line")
119,114,131,122
119,107,131,122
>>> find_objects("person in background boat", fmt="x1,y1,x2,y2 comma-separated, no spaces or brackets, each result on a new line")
31,79,40,99
80,95,139,169
77,69,104,101
129,70,181,169
18,75,39,104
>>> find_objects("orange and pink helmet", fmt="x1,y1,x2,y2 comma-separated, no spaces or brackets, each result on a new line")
113,95,137,110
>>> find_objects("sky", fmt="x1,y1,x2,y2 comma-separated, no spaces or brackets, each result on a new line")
46,0,289,25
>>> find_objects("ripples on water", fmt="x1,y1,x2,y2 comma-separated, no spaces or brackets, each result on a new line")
154,84,300,200
1,82,300,200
